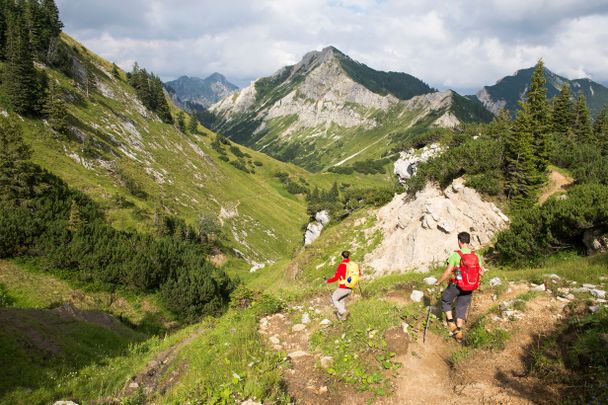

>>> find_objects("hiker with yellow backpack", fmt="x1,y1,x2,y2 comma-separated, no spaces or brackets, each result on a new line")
434,232,485,343
325,250,360,321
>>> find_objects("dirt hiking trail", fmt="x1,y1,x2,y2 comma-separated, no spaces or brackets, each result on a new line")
262,282,568,404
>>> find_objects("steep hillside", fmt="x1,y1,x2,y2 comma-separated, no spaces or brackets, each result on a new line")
0,33,316,268
210,46,492,172
165,73,238,108
473,66,608,116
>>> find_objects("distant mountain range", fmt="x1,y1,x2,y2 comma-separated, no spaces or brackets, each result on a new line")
208,46,492,171
471,67,608,116
164,73,238,108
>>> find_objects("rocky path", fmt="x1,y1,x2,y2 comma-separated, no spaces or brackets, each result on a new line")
260,278,606,404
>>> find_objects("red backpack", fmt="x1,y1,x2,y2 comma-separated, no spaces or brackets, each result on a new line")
454,250,481,291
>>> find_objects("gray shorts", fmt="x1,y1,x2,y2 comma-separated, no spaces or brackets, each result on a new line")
441,282,473,320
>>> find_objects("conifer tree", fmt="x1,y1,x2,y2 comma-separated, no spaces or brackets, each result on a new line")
150,74,173,123
188,113,199,134
593,106,608,154
504,101,543,203
176,111,186,132
0,116,33,199
41,0,62,37
526,59,551,172
0,0,7,59
572,93,594,144
44,81,69,135
67,199,82,232
2,4,41,115
551,84,573,136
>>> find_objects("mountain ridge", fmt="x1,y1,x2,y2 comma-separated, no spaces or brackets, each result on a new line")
165,73,238,108
210,46,491,171
472,66,608,116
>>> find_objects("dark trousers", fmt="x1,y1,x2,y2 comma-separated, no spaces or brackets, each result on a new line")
441,282,473,320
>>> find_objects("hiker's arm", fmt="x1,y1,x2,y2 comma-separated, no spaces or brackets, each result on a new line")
435,264,454,286
326,264,344,283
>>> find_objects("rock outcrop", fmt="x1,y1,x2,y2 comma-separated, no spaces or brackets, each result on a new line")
583,228,608,255
304,210,331,245
394,143,443,184
365,178,509,275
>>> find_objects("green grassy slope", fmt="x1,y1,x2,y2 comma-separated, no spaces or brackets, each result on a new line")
0,34,389,270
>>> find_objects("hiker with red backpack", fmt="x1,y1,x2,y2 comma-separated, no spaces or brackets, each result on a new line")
325,250,360,321
434,232,485,342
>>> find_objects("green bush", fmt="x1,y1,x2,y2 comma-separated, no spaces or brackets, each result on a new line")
495,183,608,264
0,284,14,308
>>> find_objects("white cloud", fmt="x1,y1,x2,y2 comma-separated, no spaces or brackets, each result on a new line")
57,0,608,92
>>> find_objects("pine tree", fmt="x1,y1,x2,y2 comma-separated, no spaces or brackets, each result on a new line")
593,106,608,154
0,116,33,200
525,59,551,172
504,101,543,203
67,199,82,232
24,0,44,57
150,74,173,123
572,93,594,144
188,113,199,134
44,81,69,135
176,111,186,132
2,4,41,115
551,84,573,136
41,0,62,37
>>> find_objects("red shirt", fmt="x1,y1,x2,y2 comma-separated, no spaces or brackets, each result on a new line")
327,258,351,289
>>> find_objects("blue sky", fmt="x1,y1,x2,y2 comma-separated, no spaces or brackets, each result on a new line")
57,0,608,94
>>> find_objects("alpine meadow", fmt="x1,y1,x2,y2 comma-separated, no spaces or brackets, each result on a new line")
1,1,608,404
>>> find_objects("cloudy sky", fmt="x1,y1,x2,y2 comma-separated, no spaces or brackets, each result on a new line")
57,0,608,94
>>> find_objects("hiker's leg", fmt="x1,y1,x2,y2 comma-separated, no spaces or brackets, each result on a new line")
441,283,458,319
332,288,351,315
455,291,473,328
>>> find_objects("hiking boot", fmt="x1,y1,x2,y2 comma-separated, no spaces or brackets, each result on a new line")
453,328,464,343
447,319,457,333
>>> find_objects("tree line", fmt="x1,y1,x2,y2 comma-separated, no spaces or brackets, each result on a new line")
0,116,236,322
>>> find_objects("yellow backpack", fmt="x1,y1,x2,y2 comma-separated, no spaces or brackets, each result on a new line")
342,262,361,288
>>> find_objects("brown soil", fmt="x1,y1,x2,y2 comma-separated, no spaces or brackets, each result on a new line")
539,170,573,204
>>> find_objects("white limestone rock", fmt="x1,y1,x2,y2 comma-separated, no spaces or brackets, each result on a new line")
410,290,424,303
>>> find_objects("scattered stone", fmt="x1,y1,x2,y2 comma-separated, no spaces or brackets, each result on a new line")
301,313,311,324
582,284,597,289
320,319,332,326
490,314,502,322
546,274,561,280
241,400,263,405
566,294,576,301
288,351,309,359
319,386,328,395
582,228,608,255
410,290,424,303
269,336,281,345
591,289,606,299
128,382,139,389
502,310,524,320
589,305,601,313
489,277,502,287
595,299,607,304
320,356,333,369
530,283,546,292
402,322,410,333
557,287,570,298
499,300,514,311
292,324,306,332
423,276,438,286
573,287,590,294
491,294,497,301
556,296,570,303
54,402,79,405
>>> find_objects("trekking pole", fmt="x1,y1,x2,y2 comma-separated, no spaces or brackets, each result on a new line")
423,289,441,344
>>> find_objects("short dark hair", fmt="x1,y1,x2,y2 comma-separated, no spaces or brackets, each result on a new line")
457,232,471,244
341,250,350,259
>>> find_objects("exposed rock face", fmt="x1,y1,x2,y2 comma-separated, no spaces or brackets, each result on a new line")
304,210,331,245
164,73,239,108
365,178,509,275
583,228,608,255
394,143,443,184
476,87,506,115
